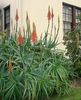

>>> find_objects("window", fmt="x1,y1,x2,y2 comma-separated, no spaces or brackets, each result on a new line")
0,10,3,32
63,3,81,34
63,5,72,34
4,5,10,30
76,8,81,29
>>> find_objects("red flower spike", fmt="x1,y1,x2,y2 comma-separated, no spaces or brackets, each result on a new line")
15,9,19,22
26,12,29,22
26,12,31,28
8,57,13,74
47,6,51,21
23,27,25,37
51,8,54,19
33,22,36,32
18,28,23,46
23,27,25,33
31,22,37,44
11,18,13,26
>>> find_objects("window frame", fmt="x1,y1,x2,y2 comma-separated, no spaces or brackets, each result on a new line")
0,9,3,32
4,5,10,30
63,3,81,34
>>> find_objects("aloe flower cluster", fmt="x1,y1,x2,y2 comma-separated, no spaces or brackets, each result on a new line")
8,6,56,74
47,6,54,21
14,9,37,46
14,6,55,48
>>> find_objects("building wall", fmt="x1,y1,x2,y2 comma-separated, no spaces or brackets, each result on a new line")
22,0,62,39
62,0,81,8
0,0,81,49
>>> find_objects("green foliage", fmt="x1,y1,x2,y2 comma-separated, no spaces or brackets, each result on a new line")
52,87,81,100
0,30,72,100
0,9,73,99
63,13,81,76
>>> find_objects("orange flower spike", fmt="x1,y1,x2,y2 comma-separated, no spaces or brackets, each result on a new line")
18,28,23,46
8,57,13,74
51,8,54,19
11,18,13,29
47,6,51,21
15,9,19,22
26,12,31,27
31,22,37,44
23,26,25,37
26,12,29,23
23,27,25,33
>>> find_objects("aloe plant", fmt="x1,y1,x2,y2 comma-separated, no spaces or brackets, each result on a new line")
0,6,73,100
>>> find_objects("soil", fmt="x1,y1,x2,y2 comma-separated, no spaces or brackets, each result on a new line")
70,78,81,88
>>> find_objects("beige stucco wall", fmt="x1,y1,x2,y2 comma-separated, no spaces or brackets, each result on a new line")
22,0,62,39
0,0,81,49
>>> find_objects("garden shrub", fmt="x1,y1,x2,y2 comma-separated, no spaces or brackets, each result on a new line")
63,13,81,76
0,6,72,100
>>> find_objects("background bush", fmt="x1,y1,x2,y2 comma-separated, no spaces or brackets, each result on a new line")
63,13,81,76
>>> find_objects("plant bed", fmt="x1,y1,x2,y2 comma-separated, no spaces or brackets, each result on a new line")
70,77,81,88
0,7,75,100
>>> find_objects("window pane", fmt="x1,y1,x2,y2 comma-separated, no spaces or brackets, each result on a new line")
63,5,72,34
76,9,81,23
69,15,71,22
4,6,10,30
